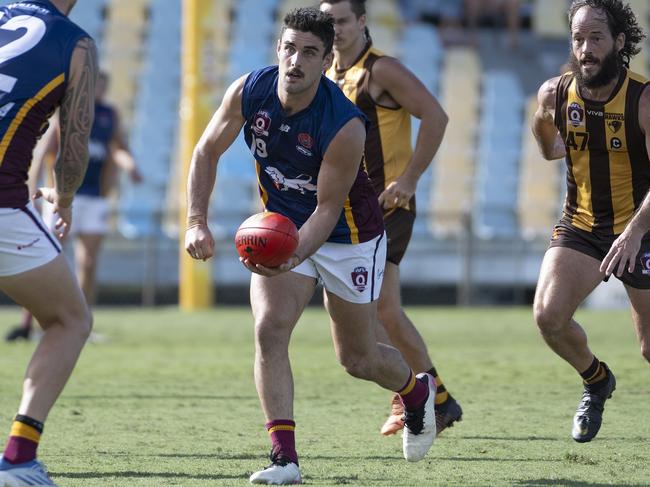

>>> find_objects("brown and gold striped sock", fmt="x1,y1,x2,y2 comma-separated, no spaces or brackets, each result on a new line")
580,357,607,387
427,366,449,405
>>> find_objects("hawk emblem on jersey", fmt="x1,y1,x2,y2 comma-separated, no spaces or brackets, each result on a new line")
568,102,584,127
607,119,622,133
640,252,650,276
351,266,368,292
265,166,317,194
252,110,272,137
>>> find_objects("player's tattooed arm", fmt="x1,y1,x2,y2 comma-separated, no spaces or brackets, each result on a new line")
55,36,98,207
532,76,566,160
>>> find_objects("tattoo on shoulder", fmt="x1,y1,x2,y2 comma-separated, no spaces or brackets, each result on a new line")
56,37,98,195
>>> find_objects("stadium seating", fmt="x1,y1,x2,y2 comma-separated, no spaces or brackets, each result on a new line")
102,0,150,128
473,70,524,239
430,47,481,238
517,97,563,241
532,0,568,40
119,0,181,237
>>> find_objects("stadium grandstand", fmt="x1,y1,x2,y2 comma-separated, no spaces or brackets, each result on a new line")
1,0,648,305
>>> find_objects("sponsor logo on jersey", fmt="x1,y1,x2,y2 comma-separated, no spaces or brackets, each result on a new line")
610,137,623,150
264,166,317,194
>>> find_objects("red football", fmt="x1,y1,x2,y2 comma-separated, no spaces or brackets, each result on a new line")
235,212,299,267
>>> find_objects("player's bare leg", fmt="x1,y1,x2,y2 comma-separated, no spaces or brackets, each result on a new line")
325,291,436,462
534,247,604,370
534,246,616,442
249,271,316,485
626,286,650,364
75,233,103,305
0,253,91,483
377,263,462,435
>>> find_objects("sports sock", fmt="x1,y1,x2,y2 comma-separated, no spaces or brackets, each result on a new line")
426,366,449,405
266,420,298,465
397,370,429,410
3,415,43,464
580,357,607,388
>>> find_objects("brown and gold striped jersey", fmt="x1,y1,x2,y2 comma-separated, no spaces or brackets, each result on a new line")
326,41,414,211
555,69,650,234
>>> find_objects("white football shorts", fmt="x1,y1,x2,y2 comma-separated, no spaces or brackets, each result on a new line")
292,232,386,304
0,201,62,277
42,194,110,235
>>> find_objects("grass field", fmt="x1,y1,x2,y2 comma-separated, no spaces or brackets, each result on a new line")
1,305,649,486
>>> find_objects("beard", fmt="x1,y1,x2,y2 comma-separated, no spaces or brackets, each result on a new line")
568,48,622,89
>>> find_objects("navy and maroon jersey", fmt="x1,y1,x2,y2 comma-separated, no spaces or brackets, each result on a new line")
241,65,384,244
0,0,90,207
555,69,650,235
78,101,116,197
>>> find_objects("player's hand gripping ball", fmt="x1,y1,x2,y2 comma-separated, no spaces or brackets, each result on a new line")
235,212,299,267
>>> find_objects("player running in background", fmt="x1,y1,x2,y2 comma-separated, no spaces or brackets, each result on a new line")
319,0,462,436
185,7,437,484
532,0,650,443
0,0,97,485
5,70,141,342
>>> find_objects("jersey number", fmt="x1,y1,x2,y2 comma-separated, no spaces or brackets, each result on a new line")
566,131,589,151
251,135,268,158
0,14,47,96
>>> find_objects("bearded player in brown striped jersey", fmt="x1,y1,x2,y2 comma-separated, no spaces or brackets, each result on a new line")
532,0,650,443
319,0,463,438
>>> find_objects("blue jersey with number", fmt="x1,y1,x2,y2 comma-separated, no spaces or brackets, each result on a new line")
0,0,90,207
78,101,116,196
241,65,384,244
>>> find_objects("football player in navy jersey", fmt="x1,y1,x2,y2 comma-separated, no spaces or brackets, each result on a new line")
5,70,141,342
185,7,437,485
0,1,97,485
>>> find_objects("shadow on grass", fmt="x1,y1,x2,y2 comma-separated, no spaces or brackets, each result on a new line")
514,480,649,487
459,435,557,441
52,471,242,481
62,394,257,400
459,435,643,442
51,451,559,463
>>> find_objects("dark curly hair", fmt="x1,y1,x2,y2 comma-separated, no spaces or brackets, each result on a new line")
568,0,646,68
282,7,335,56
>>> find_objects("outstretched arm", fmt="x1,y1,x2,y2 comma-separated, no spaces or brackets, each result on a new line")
185,75,247,261
600,86,650,277
532,76,566,161
371,57,448,209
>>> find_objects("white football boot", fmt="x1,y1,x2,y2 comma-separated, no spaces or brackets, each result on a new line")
249,456,301,485
0,458,58,486
403,372,437,462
